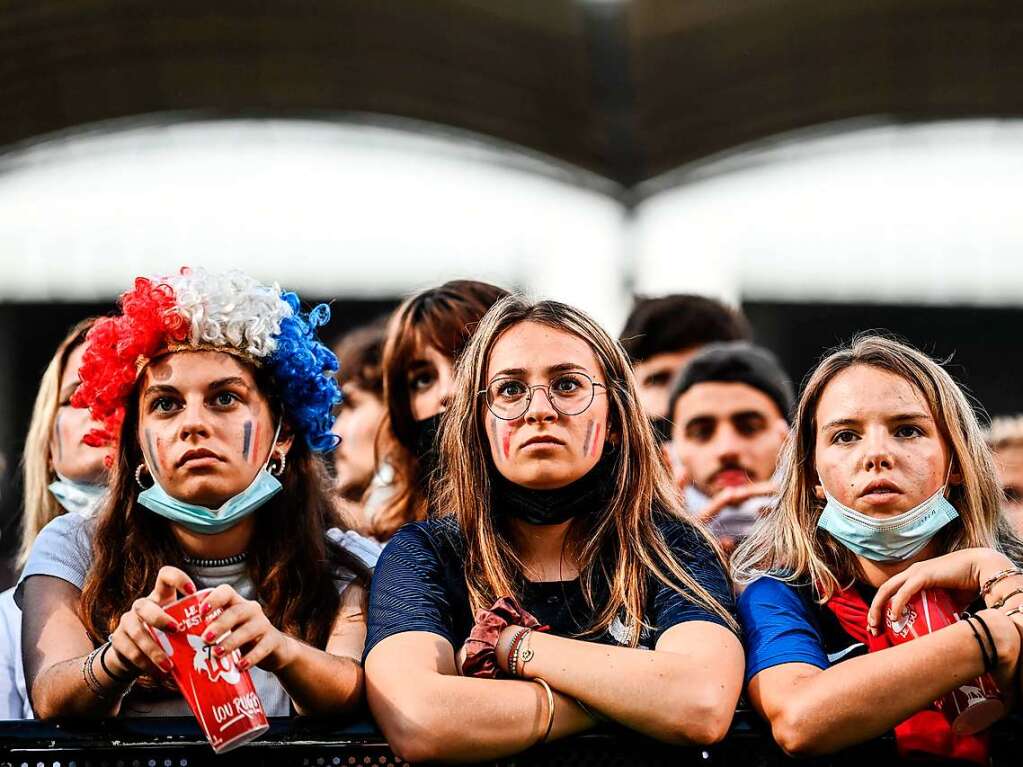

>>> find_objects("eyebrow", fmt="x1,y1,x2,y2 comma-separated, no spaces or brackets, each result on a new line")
208,377,250,390
491,362,589,379
822,411,931,430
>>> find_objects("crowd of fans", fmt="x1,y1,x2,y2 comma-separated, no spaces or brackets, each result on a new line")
2,269,1023,764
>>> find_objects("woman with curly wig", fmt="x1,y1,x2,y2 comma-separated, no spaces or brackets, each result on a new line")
0,318,104,719
367,279,508,539
19,268,378,718
365,297,742,763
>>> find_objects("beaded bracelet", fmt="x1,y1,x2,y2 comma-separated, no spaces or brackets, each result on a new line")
980,568,1023,597
507,628,531,677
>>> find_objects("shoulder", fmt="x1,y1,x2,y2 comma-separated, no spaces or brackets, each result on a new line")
23,512,93,576
653,511,721,567
383,517,463,560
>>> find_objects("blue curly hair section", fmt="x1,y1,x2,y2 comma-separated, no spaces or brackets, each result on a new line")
268,292,342,452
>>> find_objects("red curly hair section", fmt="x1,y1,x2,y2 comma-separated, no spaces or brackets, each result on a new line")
72,277,188,452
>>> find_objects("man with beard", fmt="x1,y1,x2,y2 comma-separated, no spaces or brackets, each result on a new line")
619,295,751,443
669,342,792,552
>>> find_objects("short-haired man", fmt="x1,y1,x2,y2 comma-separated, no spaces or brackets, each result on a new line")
620,294,751,441
986,415,1023,536
669,342,792,549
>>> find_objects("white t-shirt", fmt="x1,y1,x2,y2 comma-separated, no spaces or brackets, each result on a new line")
16,513,380,717
0,587,32,719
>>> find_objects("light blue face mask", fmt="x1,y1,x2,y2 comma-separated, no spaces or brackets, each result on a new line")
816,470,959,562
137,424,284,535
48,473,107,517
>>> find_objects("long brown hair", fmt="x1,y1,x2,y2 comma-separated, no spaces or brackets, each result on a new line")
435,296,738,641
371,280,508,539
731,334,1012,600
19,318,98,568
79,358,371,674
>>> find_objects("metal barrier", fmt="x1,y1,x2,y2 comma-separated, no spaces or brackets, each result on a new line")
2,713,1021,766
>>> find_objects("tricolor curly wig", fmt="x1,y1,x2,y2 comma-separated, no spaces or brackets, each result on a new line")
73,267,341,453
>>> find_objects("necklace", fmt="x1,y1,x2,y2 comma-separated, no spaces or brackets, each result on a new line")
182,552,248,568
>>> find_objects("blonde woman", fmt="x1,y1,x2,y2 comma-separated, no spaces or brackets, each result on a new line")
0,318,105,719
365,297,742,763
732,335,1023,762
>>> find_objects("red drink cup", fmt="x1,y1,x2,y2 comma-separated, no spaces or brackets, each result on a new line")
150,589,269,753
884,588,1004,735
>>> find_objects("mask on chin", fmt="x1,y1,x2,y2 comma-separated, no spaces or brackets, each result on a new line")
816,471,959,562
410,412,443,479
49,473,107,517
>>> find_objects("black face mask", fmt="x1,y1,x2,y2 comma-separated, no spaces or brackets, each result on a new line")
491,454,616,526
649,416,673,444
411,412,443,477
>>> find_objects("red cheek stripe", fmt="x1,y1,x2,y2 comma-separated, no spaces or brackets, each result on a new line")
591,423,602,457
582,421,594,456
502,427,511,459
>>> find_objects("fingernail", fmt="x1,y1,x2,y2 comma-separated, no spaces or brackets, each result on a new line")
204,631,216,642
200,602,210,615
160,660,174,672
165,623,177,633
238,659,249,670
214,646,225,656
184,583,196,595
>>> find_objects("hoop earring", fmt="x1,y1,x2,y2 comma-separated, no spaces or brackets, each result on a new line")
134,464,153,489
269,452,286,477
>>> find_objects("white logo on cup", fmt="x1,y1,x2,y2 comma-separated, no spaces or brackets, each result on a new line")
186,634,241,684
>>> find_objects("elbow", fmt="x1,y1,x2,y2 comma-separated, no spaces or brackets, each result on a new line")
661,694,736,747
771,705,824,758
373,699,446,764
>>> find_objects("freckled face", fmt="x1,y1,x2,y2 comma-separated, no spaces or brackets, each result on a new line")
50,343,108,484
483,322,610,490
137,351,291,508
814,365,950,519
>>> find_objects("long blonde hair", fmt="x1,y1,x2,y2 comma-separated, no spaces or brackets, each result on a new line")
731,334,1009,600
18,318,97,568
435,296,738,640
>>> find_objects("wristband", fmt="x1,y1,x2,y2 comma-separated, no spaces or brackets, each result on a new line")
99,642,134,683
963,617,994,673
533,677,555,744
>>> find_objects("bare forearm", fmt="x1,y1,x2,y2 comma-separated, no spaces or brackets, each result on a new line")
371,674,591,763
273,640,364,716
768,622,989,755
32,655,127,719
515,631,739,744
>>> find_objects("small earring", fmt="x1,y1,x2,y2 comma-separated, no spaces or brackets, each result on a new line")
269,452,286,477
135,464,152,489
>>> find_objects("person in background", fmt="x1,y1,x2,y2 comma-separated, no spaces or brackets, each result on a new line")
732,335,1023,761
20,268,377,719
367,280,508,540
669,342,792,550
0,318,104,720
365,297,742,763
331,319,388,507
986,415,1023,537
619,294,751,443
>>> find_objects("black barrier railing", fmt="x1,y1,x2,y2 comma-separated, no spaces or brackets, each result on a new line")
2,713,1022,767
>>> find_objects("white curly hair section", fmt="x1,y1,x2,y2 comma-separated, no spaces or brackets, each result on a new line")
162,268,293,359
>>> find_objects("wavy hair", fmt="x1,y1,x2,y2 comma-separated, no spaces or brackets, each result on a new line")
79,359,370,690
18,318,98,568
435,296,738,641
731,334,1014,599
371,280,508,539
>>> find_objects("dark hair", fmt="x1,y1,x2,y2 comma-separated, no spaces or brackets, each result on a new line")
80,358,371,690
668,342,795,424
619,295,751,363
335,318,387,397
373,280,509,539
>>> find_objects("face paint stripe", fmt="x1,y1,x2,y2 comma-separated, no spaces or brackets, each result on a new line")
489,417,501,462
242,421,253,462
251,421,260,464
144,428,160,477
592,423,602,458
582,420,594,457
501,424,511,459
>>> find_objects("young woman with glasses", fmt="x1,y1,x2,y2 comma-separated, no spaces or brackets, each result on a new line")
364,297,743,763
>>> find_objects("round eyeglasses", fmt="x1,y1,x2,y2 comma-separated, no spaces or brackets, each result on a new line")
479,372,605,421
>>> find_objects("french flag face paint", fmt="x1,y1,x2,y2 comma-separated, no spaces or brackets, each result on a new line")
242,421,253,463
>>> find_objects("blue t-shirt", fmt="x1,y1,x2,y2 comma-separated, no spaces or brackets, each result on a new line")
366,514,737,659
738,576,866,685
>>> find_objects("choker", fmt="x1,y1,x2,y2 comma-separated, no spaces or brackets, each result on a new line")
182,552,248,568
491,455,616,526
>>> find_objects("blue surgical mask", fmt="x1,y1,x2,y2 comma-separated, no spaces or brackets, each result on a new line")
137,424,283,535
48,473,107,517
816,474,959,562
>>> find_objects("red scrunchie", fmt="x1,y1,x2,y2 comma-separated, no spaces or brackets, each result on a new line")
461,596,547,678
